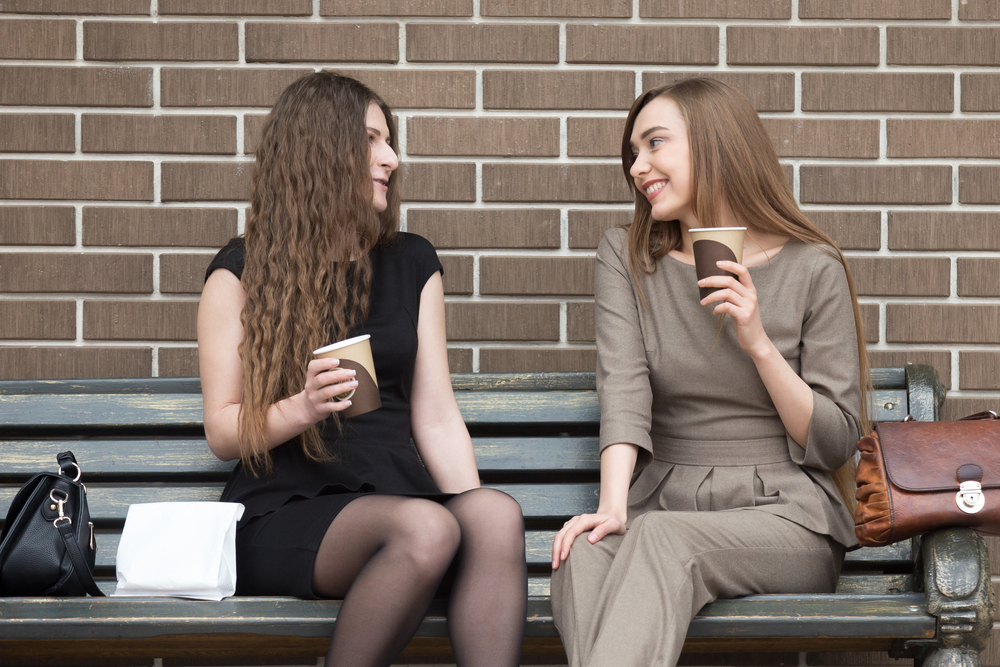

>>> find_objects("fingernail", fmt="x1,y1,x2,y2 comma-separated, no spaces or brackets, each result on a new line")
697,279,705,286
345,400,352,406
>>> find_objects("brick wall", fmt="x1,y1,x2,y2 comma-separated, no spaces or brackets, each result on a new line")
3,0,999,414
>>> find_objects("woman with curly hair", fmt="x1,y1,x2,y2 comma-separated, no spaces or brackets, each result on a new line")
197,72,526,667
549,77,870,666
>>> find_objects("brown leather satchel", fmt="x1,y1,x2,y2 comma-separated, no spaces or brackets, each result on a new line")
854,411,1000,547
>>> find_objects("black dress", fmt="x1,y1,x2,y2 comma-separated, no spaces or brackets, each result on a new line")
204,232,448,599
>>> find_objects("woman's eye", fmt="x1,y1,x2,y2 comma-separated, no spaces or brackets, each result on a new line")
630,153,638,164
649,137,663,148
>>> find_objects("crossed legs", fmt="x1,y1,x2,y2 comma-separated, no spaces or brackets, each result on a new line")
312,488,526,667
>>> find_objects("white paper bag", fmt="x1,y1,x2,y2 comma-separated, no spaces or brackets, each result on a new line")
113,501,245,600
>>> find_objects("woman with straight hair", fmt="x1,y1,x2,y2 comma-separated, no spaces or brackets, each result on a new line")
549,77,869,666
198,72,527,667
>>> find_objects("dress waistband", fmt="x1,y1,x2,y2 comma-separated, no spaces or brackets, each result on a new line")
651,435,792,466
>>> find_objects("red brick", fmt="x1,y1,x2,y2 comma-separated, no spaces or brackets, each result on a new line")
642,0,789,18
408,117,559,157
959,0,1000,20
728,27,879,66
889,27,1000,65
887,305,1000,344
479,348,596,372
0,0,149,13
860,303,879,344
246,22,398,63
846,257,950,297
800,166,951,205
82,115,236,155
805,211,881,251
959,351,1000,390
484,164,631,203
323,0,470,14
942,397,1000,422
439,254,473,295
481,0,631,16
963,74,1000,112
957,258,1000,297
330,69,476,109
800,0,950,19
160,253,215,294
445,302,560,341
0,160,153,201
567,117,628,157
400,163,476,203
407,209,560,249
642,71,794,113
483,70,635,110
0,114,75,153
161,161,253,202
480,257,594,296
0,346,152,380
0,66,153,107
0,19,75,59
867,350,951,388
84,21,238,62
407,23,558,63
160,0,311,14
447,348,473,373
567,25,718,65
160,68,312,108
0,301,75,340
567,301,595,342
84,300,199,341
0,206,76,246
568,209,632,249
888,211,1000,251
83,207,237,247
802,73,953,112
0,253,152,293
158,346,199,377
762,119,879,159
889,119,1000,158
960,166,1000,204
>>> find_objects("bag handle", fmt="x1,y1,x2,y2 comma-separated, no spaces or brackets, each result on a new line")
957,411,998,421
55,521,104,597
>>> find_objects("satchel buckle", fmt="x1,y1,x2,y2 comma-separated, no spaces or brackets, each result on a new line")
49,489,71,527
956,481,985,514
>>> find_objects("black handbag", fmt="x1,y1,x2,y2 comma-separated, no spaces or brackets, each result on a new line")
0,451,104,596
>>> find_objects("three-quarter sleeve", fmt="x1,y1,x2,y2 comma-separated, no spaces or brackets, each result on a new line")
595,230,654,472
790,250,863,471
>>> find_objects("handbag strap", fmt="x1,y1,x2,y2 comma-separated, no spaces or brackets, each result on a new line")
56,521,104,597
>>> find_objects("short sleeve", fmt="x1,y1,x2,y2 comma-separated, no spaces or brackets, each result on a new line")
204,237,246,282
595,229,654,473
403,232,443,299
790,250,863,471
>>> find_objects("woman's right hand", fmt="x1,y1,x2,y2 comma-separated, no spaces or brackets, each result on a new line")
551,510,626,570
300,358,359,423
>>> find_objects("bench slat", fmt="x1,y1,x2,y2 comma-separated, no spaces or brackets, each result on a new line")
0,436,602,479
0,389,909,428
0,593,934,641
0,482,600,523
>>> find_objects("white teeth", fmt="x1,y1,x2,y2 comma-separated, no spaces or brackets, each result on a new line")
645,181,666,196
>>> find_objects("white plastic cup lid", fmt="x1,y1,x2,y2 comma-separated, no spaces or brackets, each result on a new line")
313,334,371,355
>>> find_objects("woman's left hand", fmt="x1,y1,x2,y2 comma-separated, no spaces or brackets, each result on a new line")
699,261,770,359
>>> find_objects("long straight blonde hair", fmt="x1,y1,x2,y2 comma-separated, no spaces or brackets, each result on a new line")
620,77,870,511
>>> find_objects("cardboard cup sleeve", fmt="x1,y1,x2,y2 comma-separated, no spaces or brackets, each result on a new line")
314,335,381,418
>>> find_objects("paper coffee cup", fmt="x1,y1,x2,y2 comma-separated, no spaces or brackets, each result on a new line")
313,335,381,418
690,227,746,300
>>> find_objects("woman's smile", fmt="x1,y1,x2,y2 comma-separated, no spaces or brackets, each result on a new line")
643,179,668,200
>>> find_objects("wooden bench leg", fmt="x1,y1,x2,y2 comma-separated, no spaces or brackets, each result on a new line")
892,528,995,667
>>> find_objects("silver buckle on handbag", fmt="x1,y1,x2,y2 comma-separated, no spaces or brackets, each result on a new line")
956,481,985,514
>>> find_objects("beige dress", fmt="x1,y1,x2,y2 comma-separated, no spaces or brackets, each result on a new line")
551,228,862,667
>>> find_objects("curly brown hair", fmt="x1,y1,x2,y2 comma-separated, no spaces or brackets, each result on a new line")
238,72,400,474
620,77,870,512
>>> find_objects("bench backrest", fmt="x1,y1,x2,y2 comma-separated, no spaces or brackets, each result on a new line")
0,366,945,594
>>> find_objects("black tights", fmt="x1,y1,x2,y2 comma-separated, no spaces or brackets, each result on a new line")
311,488,527,667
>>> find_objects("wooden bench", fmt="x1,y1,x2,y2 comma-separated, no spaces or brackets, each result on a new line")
0,365,994,666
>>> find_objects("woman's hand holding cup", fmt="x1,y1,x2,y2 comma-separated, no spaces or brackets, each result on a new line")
301,357,358,422
698,261,770,359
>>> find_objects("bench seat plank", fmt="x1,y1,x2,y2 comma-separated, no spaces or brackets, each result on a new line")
0,389,909,429
0,594,934,641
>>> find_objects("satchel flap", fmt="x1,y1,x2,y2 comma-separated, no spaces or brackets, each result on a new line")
876,421,1000,492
